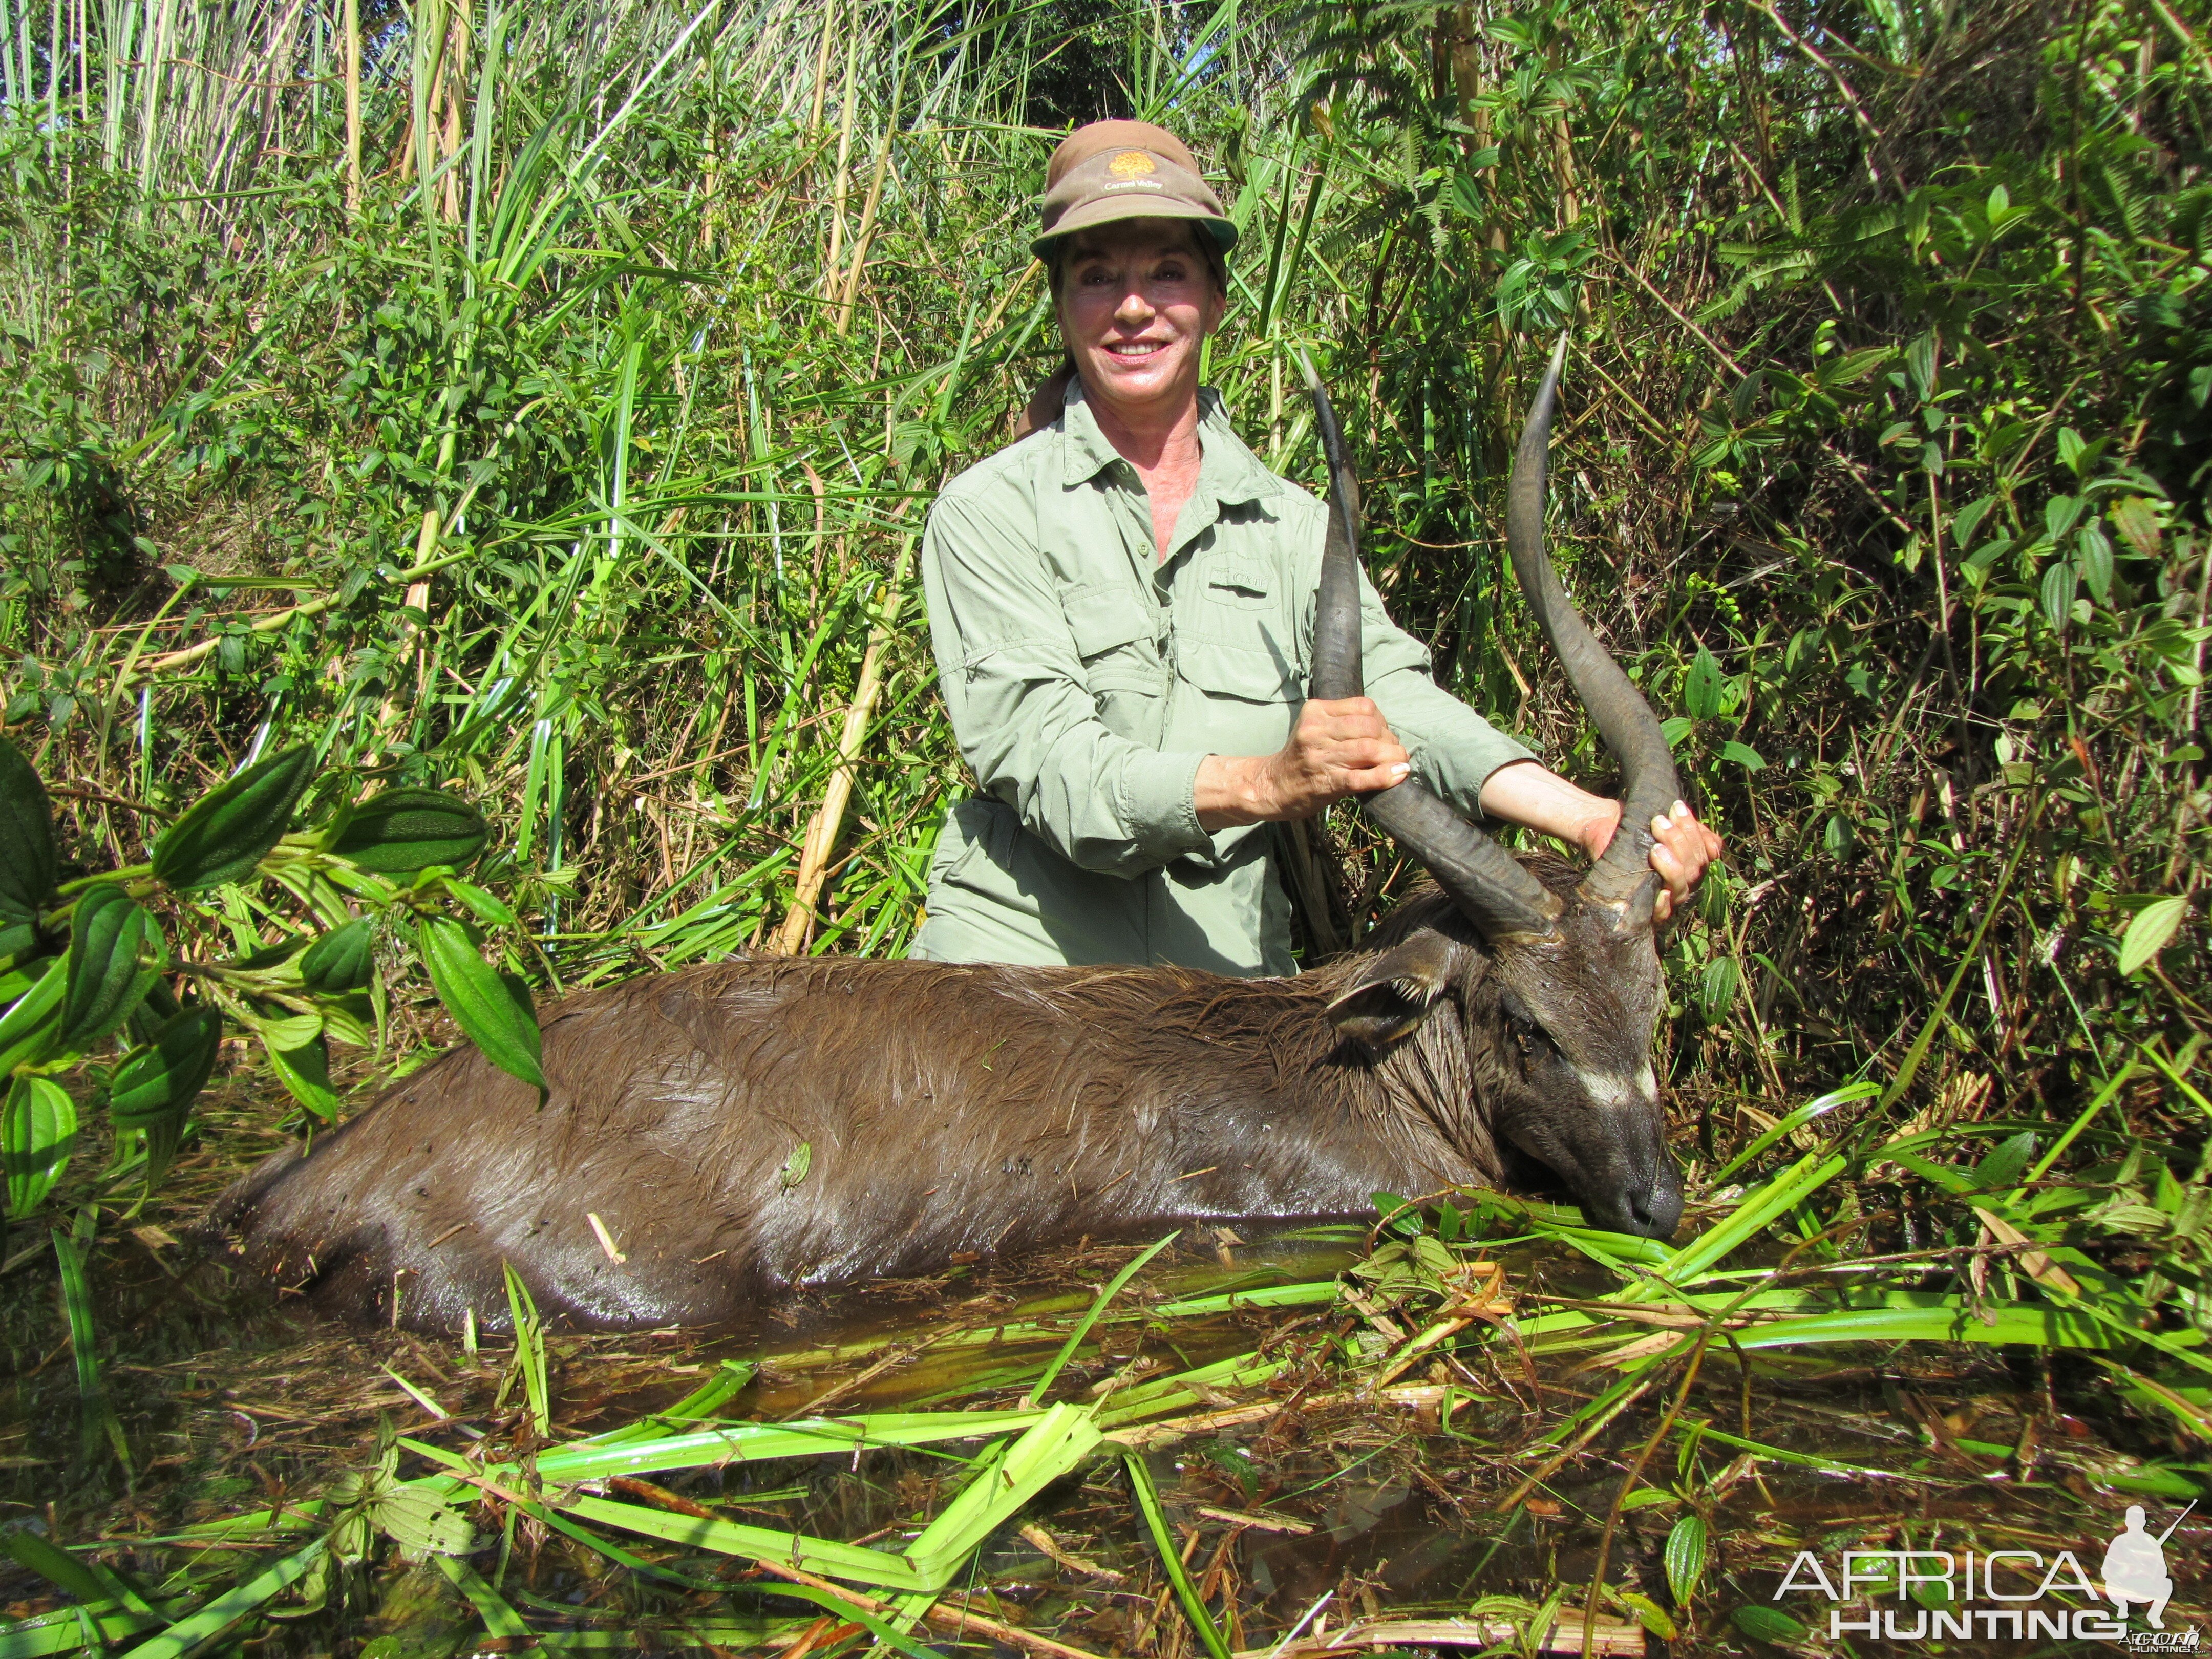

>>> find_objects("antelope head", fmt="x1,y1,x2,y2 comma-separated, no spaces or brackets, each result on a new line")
1303,342,1685,1240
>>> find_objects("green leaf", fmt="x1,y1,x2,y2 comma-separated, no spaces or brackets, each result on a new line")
2119,896,2189,976
1699,955,1741,1020
1683,646,1724,721
1615,1590,1676,1640
416,915,542,1091
60,885,163,1052
4,1526,122,1605
3,1075,77,1215
1664,1513,1707,1605
2076,523,2114,605
442,878,517,929
2039,561,2076,631
299,916,376,992
1731,1605,1810,1644
1720,740,1766,771
329,787,488,873
0,954,65,1077
1660,716,1695,750
1974,1130,2037,1193
267,1030,339,1121
109,1006,221,1128
151,745,315,891
0,735,57,924
778,1140,813,1191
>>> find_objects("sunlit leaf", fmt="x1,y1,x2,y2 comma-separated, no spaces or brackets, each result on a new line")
329,787,488,873
59,884,163,1052
1664,1513,1707,1605
1720,740,1765,771
2,1075,77,1215
1683,646,1724,721
299,916,376,992
0,954,65,1077
416,914,543,1092
151,745,315,891
109,1005,221,1129
2119,897,2189,976
1733,1605,1810,1644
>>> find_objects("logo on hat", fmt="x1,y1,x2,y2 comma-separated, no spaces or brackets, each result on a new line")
1108,151,1157,179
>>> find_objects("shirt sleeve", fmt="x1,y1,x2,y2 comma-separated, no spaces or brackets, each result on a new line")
920,481,1215,878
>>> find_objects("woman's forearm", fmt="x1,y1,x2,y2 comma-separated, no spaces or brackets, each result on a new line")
1475,758,1621,858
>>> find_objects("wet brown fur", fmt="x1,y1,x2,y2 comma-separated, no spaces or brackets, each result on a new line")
207,855,1671,1334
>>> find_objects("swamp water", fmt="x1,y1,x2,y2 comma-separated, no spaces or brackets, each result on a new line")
0,1088,2205,1656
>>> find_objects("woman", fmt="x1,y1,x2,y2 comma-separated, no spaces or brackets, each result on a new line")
909,120,1719,973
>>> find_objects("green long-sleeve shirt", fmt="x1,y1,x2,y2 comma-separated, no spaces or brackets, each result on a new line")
909,378,1535,976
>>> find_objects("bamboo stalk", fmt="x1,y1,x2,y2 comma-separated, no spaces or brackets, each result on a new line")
833,117,893,336
804,0,836,137
821,29,859,299
343,0,361,210
772,531,914,955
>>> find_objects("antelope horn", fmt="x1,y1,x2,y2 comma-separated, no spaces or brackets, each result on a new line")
1297,352,1560,941
1505,336,1682,906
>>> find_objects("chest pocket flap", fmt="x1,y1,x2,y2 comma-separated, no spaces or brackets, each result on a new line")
1063,583,1160,693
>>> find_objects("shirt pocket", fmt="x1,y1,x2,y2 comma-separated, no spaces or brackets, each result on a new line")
1063,582,1162,695
1176,639,1302,707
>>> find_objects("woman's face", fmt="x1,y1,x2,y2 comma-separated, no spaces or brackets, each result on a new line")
1056,218,1226,426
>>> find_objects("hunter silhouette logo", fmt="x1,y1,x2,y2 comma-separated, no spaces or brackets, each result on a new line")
1769,1503,2198,1645
2107,1502,2192,1630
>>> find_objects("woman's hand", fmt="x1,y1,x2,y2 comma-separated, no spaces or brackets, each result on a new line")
1477,761,1723,923
1195,696,1408,830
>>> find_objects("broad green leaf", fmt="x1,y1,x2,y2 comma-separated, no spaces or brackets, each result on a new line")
299,916,376,992
2111,496,2163,558
60,885,163,1052
442,878,517,929
2076,523,2114,604
1683,645,1724,720
1732,1605,1809,1644
1720,740,1765,771
266,1030,339,1121
3,1075,77,1215
2119,896,2189,976
151,744,315,891
1973,1130,2037,1192
0,735,57,923
329,787,488,873
109,1006,221,1128
416,914,543,1091
0,954,65,1077
1664,1513,1707,1605
1699,955,1740,1019
2039,561,2076,630
1615,1590,1676,1640
1660,715,1695,750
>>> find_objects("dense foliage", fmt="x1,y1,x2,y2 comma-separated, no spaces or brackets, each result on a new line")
3,0,2211,1532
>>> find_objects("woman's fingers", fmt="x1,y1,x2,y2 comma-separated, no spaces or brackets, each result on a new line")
1645,800,1724,919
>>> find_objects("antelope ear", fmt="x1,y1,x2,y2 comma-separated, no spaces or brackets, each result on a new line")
1326,933,1461,1051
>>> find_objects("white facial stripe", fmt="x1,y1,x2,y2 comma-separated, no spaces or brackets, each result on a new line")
1576,1065,1658,1110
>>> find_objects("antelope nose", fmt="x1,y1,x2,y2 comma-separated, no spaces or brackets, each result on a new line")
1627,1173,1684,1240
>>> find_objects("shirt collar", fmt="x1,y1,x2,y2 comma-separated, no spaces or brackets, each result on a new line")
1057,378,1273,508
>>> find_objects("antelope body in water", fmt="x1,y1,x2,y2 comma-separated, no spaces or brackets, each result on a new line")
211,349,1688,1332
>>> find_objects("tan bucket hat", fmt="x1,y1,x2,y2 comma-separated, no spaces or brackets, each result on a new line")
1031,120,1238,260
